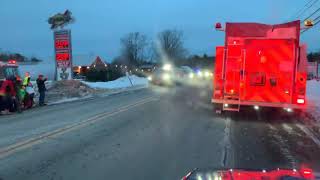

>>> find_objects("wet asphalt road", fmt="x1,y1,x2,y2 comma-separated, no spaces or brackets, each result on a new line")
0,83,320,180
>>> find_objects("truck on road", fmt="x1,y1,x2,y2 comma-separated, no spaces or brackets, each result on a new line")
212,20,308,112
0,60,20,95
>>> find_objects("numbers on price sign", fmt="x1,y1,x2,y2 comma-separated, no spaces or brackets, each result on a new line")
55,40,69,49
56,53,70,61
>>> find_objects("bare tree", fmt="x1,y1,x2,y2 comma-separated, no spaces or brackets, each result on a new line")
157,29,187,62
120,32,148,66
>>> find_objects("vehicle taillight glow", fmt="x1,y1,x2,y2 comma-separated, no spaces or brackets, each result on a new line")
304,170,311,174
297,99,305,104
8,60,16,64
300,168,314,179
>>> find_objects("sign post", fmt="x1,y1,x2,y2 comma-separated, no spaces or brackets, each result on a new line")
54,29,73,80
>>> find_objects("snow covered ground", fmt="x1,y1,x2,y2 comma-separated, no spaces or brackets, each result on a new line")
304,80,320,138
25,75,148,106
306,80,320,120
82,75,148,89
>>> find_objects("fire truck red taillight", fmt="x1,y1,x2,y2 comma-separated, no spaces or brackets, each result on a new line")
297,99,305,104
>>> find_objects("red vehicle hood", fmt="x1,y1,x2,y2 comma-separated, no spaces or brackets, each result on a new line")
183,168,315,180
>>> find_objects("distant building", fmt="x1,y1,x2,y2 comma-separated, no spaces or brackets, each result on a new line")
90,56,108,70
73,55,109,75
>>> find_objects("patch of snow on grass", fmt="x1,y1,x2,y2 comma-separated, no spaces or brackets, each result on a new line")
82,75,148,89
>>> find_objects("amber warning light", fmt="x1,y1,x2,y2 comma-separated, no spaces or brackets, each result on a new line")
304,19,314,27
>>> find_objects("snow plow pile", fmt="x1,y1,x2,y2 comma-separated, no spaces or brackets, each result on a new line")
212,21,308,112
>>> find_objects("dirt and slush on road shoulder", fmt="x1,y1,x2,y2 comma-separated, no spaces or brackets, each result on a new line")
35,80,111,104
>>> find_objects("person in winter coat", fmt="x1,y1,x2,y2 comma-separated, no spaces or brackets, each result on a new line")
24,77,35,109
0,78,15,114
36,75,47,106
13,76,23,112
18,85,26,106
23,72,30,87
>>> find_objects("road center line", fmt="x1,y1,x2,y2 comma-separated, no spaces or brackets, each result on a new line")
0,96,158,159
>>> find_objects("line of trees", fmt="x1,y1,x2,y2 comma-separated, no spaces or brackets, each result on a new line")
114,29,188,67
0,52,42,62
307,52,320,62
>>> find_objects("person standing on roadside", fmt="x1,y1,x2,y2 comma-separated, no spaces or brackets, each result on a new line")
25,77,35,108
23,72,30,87
13,76,23,112
0,77,16,114
36,75,47,106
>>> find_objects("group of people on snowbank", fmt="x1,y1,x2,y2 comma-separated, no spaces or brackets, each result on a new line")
0,72,47,115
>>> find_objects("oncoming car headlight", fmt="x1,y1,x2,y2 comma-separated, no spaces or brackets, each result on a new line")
162,64,172,71
162,73,170,80
204,71,210,77
189,73,194,79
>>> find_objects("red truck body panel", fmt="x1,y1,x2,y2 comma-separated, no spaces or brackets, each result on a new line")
212,21,307,111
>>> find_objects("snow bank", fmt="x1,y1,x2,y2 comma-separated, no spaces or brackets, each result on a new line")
307,80,320,121
307,80,320,106
305,80,320,138
82,75,148,89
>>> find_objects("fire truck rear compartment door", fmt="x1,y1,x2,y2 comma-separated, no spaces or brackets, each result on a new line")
243,39,295,103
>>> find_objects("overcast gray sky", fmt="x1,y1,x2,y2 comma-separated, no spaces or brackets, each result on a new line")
0,0,319,62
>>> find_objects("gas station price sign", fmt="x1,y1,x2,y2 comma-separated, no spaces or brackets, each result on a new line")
55,40,70,49
54,30,72,67
55,53,70,61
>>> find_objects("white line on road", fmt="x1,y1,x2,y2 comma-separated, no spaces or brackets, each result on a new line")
0,96,158,159
296,124,320,148
221,117,231,167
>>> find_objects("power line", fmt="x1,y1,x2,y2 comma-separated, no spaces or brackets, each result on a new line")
294,0,315,18
303,6,320,21
296,0,319,19
291,0,314,18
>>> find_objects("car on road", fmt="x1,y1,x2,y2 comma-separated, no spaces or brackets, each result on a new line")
149,68,175,86
194,69,213,80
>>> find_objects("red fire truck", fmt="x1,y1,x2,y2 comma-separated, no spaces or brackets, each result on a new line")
212,20,308,112
0,60,20,95
0,60,19,80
